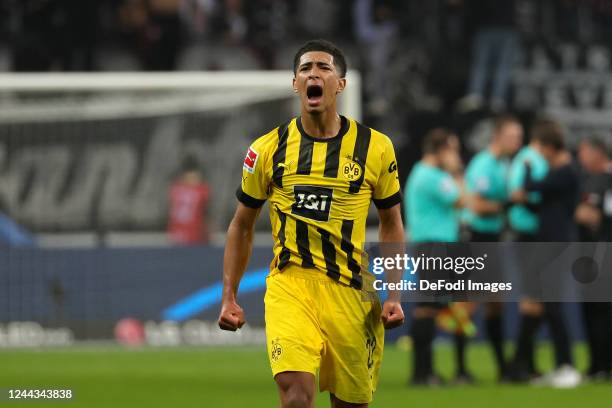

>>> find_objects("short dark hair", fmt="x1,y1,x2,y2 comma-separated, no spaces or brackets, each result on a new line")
532,118,564,151
492,113,520,133
582,136,609,157
422,128,454,154
293,39,347,78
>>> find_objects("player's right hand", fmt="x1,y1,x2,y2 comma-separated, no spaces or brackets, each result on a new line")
218,300,246,331
381,300,405,330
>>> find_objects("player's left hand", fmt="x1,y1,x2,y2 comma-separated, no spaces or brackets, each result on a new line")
381,300,405,330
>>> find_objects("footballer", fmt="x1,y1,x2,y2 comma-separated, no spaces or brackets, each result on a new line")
218,39,405,407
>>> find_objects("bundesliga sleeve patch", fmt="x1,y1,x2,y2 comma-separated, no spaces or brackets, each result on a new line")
243,147,259,174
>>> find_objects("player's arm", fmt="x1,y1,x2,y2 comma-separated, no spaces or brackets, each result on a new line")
470,193,503,215
454,191,467,209
218,135,271,331
377,204,406,329
575,202,602,230
218,203,261,331
373,135,406,329
465,170,504,215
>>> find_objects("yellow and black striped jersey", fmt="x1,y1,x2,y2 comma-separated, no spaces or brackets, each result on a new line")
237,116,401,289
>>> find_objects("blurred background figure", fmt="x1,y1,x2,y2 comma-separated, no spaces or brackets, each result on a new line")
464,114,523,381
9,0,100,71
404,128,469,386
576,137,612,381
119,0,184,70
507,122,549,382
241,0,290,70
167,156,211,245
456,0,519,112
354,0,399,116
510,119,581,388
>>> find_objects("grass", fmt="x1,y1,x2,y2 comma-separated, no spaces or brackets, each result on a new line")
0,342,611,407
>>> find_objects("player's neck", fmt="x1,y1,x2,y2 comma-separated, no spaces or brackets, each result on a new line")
300,110,341,139
422,154,439,167
488,143,503,158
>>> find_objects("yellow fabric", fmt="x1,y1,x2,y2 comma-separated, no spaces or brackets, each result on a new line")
239,116,401,288
264,265,384,404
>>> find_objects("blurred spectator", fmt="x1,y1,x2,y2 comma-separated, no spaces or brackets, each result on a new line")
520,125,579,242
464,114,523,381
242,0,290,69
354,0,399,116
180,0,216,37
457,0,520,112
167,156,211,245
576,137,612,242
576,137,612,380
9,0,99,71
220,0,247,44
404,129,470,385
510,119,581,387
119,0,184,70
296,0,337,38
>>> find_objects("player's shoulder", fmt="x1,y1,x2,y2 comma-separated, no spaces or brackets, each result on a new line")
465,150,490,179
509,149,524,168
351,118,394,151
468,150,492,168
248,118,296,153
411,162,439,186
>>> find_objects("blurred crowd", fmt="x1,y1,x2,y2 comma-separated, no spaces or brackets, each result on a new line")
404,114,612,386
1,0,611,115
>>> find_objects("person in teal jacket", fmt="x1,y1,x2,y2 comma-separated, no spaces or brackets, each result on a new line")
464,114,523,381
406,133,463,244
508,142,549,240
465,115,522,240
506,130,548,379
404,128,467,385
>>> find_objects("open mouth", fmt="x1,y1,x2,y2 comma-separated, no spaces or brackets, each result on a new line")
306,85,323,105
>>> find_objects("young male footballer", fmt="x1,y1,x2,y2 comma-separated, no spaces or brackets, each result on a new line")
218,39,405,407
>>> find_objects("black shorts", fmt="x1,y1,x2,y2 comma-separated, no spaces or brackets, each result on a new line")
469,229,500,242
513,232,541,299
411,242,460,307
515,232,538,242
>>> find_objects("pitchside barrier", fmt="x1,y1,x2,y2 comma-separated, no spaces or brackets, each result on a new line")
0,244,589,347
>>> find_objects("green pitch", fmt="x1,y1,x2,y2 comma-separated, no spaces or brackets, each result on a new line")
1,343,611,407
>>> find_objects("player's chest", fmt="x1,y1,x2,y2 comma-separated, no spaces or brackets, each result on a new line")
270,153,374,219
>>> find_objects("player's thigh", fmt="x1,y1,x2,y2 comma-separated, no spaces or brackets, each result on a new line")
264,273,323,376
318,284,384,404
275,371,316,408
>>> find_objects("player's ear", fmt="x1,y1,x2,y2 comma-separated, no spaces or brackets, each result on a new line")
336,78,346,94
292,77,298,93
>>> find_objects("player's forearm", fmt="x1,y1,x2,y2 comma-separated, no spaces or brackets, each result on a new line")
378,206,405,303
470,195,502,215
378,219,404,245
221,217,254,302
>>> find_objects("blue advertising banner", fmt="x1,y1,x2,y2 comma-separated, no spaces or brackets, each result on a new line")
0,245,587,345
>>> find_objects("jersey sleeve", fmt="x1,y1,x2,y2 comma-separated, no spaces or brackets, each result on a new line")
372,134,402,209
430,173,460,205
508,159,525,193
235,132,274,208
466,161,492,197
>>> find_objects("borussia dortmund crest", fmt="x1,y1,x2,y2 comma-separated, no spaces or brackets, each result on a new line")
271,339,283,362
341,158,362,181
